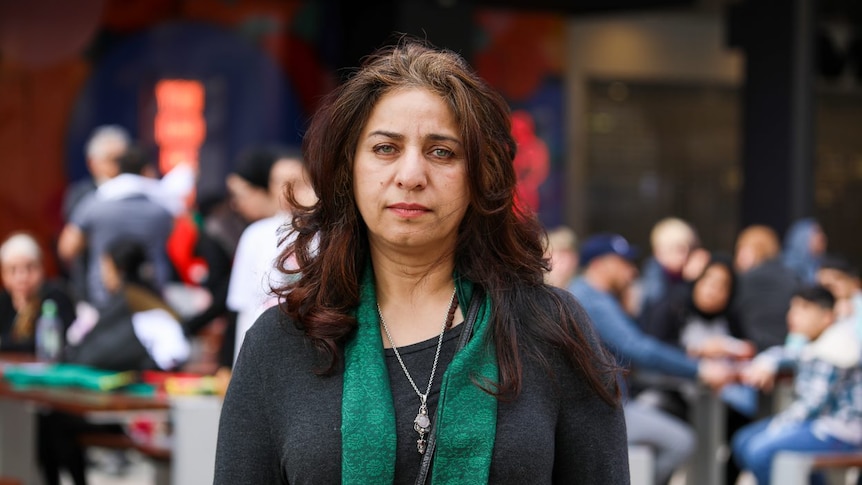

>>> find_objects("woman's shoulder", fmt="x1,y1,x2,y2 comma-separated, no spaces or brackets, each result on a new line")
528,284,592,325
233,305,333,386
511,284,601,347
243,305,314,356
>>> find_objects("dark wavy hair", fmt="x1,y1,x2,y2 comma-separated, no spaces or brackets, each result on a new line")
277,39,619,405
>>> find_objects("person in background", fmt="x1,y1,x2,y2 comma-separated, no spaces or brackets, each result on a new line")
215,40,628,484
0,233,75,353
543,225,579,290
569,233,734,485
41,238,189,485
643,253,753,360
60,126,129,303
212,147,281,367
732,225,801,353
733,285,862,485
58,147,175,309
782,218,828,285
639,252,757,485
226,150,316,365
61,126,129,223
816,254,862,342
638,217,700,320
225,147,281,224
175,191,242,373
65,238,190,371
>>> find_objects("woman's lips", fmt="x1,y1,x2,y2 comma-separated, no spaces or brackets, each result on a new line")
388,203,429,218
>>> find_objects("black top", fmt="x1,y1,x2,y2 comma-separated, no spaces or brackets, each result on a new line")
0,281,76,353
214,287,629,484
387,324,463,484
732,258,800,351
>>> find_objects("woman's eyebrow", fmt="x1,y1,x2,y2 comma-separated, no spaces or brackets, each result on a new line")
366,131,462,146
367,130,403,140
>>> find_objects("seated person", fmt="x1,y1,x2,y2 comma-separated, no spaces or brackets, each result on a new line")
569,233,734,485
732,285,862,485
40,239,190,485
0,232,75,354
643,253,754,360
638,217,700,320
638,253,755,422
65,237,190,371
816,254,862,345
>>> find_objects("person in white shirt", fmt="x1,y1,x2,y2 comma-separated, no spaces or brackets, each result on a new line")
226,152,316,364
816,255,862,340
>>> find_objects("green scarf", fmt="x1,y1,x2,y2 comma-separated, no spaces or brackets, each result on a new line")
342,265,498,484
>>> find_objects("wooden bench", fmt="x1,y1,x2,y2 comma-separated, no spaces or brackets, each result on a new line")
771,450,862,485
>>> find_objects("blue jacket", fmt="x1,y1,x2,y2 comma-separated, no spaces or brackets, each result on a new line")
569,277,699,380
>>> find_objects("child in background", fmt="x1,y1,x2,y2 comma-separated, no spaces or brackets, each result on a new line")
732,285,862,485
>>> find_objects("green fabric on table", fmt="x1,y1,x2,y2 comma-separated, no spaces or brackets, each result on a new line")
2,363,137,391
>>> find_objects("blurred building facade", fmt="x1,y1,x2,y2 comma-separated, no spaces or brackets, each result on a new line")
1,0,860,273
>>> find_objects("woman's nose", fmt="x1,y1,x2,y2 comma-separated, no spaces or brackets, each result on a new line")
394,148,427,190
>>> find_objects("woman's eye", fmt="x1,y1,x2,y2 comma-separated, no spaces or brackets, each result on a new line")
374,145,396,155
431,148,453,158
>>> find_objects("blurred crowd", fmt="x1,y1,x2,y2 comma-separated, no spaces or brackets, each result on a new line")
546,217,862,485
0,125,314,484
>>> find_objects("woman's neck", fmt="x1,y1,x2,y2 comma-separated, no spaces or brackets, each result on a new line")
371,248,455,306
370,245,459,345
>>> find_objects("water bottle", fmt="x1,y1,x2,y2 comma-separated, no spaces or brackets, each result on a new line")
35,299,62,362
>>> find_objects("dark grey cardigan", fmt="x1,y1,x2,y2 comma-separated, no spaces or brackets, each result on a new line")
214,287,629,484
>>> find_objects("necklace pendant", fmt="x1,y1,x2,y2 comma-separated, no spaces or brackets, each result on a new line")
413,404,431,434
417,437,427,454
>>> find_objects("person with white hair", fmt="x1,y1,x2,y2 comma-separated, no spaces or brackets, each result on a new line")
0,232,75,353
60,126,131,304
62,125,130,222
638,217,700,320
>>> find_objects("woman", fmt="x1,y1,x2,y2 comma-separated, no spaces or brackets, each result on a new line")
644,254,752,360
215,40,628,484
0,232,75,354
40,238,190,485
65,238,190,371
782,217,827,285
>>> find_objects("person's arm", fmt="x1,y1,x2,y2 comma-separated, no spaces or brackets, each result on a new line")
214,325,282,484
57,224,86,263
589,292,699,379
58,195,96,264
584,289,737,389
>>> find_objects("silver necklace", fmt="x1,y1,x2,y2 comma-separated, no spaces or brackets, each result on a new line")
378,287,458,454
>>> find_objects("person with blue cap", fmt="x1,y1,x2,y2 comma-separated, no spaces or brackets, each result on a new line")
569,233,736,485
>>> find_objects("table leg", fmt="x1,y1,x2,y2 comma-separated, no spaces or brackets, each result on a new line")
689,388,725,485
0,399,40,485
170,396,222,485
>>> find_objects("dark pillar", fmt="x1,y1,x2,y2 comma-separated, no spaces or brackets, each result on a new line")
728,0,816,236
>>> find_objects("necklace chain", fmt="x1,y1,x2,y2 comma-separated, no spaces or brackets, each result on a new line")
378,287,457,403
378,287,458,454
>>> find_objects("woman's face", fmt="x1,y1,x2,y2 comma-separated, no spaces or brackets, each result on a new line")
353,88,469,257
0,252,43,302
809,224,827,256
692,263,732,314
226,174,274,223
